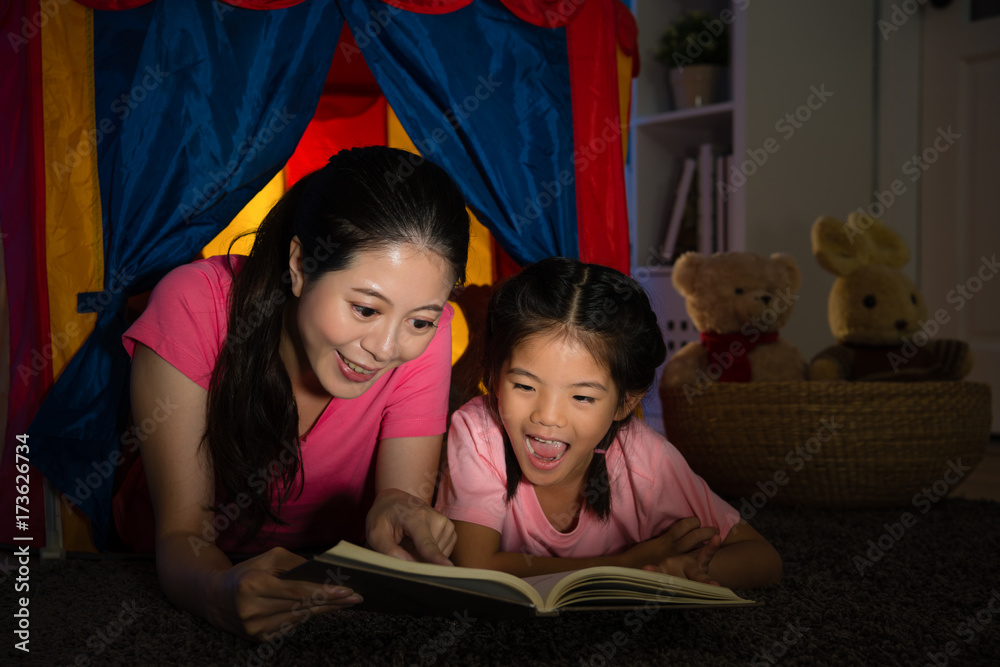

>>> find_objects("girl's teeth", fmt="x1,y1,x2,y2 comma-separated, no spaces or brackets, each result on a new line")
525,437,567,462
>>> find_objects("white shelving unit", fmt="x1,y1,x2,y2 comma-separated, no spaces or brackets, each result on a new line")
626,0,746,434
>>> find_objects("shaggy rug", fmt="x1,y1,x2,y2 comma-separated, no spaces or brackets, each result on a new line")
3,498,999,666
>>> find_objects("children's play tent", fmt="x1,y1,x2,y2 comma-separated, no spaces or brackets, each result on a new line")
1,0,638,551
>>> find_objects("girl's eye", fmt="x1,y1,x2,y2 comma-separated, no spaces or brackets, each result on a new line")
409,318,438,331
353,305,379,318
573,395,596,404
512,383,533,392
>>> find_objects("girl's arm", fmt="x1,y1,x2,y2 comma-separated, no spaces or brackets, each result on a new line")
132,344,361,641
453,515,780,588
643,519,782,589
704,520,782,588
368,436,456,564
452,521,634,577
451,519,718,577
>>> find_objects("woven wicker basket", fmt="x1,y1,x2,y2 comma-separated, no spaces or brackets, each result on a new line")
659,381,992,508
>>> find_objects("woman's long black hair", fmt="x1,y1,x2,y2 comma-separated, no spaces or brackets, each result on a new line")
206,146,469,544
481,257,666,519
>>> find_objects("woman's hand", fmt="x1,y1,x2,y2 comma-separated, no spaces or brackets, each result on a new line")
641,534,721,586
365,488,457,565
210,547,363,642
621,516,719,570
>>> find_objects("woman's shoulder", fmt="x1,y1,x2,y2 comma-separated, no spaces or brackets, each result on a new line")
141,255,248,323
154,254,244,294
440,301,455,328
124,255,248,387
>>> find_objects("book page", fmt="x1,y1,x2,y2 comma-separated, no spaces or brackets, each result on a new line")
531,566,753,610
522,571,573,611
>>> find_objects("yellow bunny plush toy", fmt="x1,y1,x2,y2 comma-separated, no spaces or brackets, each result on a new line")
809,213,973,381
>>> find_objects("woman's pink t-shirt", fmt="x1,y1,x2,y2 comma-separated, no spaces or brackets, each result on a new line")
113,255,453,553
436,396,740,558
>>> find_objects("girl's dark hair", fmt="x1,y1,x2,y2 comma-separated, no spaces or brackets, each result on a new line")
481,256,666,520
206,146,469,544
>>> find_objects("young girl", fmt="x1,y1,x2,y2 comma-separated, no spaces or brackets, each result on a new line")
115,146,469,640
436,257,782,588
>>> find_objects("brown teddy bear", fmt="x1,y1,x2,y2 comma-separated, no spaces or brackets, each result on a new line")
660,251,808,391
809,213,973,381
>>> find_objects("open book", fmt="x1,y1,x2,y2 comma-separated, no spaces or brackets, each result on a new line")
282,541,756,618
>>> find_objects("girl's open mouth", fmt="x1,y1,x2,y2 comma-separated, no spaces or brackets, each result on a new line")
525,435,568,469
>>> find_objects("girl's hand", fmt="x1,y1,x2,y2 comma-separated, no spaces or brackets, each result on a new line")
641,534,722,586
212,547,363,642
622,516,719,569
365,488,457,565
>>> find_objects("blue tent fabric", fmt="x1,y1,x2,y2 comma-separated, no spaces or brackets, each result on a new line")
337,0,579,266
27,0,344,548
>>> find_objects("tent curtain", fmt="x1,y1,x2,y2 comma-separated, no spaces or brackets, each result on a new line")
338,0,581,266
71,0,586,26
11,0,345,549
2,0,637,550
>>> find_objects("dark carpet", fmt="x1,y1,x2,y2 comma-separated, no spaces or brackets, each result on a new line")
4,498,1000,666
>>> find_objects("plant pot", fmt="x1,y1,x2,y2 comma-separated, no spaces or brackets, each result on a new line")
669,64,723,109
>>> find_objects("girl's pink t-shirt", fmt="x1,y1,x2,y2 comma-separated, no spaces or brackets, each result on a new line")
436,396,740,558
114,255,453,553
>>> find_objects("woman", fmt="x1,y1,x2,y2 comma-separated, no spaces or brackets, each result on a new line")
114,146,470,640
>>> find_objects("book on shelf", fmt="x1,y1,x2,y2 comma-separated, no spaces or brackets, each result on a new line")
697,143,715,255
281,540,757,619
715,153,728,253
698,143,737,255
661,144,734,263
659,157,697,263
725,153,736,249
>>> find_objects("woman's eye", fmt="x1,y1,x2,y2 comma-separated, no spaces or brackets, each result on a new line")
353,305,379,318
409,318,437,331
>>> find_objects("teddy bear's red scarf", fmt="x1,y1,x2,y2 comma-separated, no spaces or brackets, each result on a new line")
699,331,780,382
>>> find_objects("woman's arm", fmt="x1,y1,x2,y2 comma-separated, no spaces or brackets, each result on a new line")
375,434,444,504
368,435,456,564
131,344,361,641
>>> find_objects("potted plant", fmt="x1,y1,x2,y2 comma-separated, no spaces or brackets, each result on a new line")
655,9,730,109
